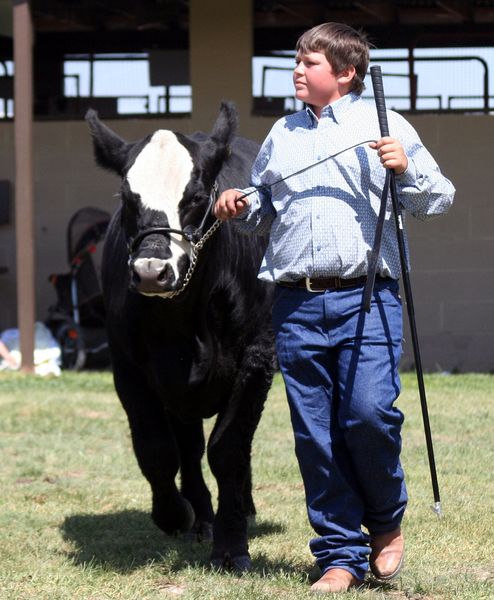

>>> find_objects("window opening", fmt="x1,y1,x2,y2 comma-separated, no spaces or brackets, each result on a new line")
252,47,494,115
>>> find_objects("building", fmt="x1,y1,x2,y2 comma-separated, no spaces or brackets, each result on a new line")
1,0,494,371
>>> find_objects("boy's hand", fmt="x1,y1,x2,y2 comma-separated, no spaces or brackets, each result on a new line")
213,189,250,221
369,137,408,174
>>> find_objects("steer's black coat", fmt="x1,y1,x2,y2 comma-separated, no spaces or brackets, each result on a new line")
86,103,275,571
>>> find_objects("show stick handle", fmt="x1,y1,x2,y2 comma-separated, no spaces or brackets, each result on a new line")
370,66,390,138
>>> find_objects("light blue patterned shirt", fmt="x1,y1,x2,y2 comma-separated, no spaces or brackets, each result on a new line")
235,92,455,282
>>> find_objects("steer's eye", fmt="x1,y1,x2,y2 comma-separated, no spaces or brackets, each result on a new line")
192,192,208,206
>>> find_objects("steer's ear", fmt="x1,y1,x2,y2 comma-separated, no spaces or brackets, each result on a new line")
85,109,130,176
210,101,238,148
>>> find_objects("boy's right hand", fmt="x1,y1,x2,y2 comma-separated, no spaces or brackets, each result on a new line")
213,189,250,221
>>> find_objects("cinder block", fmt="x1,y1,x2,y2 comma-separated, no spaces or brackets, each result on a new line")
401,332,494,373
406,270,494,304
409,238,494,271
471,202,494,239
442,301,494,335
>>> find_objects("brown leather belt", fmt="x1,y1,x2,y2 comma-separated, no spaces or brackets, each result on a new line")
278,275,389,292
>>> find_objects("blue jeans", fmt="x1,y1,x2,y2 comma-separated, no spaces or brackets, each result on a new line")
272,279,407,581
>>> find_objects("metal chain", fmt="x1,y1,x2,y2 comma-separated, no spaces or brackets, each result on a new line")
166,218,222,298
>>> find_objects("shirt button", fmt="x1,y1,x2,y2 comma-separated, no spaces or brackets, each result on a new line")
317,245,321,251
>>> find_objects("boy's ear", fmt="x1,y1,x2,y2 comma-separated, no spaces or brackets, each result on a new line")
337,65,356,85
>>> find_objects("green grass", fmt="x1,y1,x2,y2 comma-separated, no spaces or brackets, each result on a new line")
0,371,493,599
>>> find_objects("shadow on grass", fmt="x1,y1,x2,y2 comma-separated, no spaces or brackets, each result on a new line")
61,509,291,575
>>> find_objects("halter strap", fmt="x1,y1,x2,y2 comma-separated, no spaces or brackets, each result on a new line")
128,182,219,254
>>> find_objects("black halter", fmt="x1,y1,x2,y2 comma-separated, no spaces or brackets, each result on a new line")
127,182,219,255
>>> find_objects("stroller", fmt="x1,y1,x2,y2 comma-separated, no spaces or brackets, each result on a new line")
46,206,111,370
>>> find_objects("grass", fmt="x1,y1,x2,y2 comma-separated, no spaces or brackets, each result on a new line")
0,370,493,599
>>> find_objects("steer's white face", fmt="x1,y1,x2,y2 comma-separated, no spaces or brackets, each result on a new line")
127,130,194,282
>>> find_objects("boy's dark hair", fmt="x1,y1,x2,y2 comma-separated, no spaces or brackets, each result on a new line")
296,22,370,95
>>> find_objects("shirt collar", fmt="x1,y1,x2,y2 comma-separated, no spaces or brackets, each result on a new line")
305,92,359,125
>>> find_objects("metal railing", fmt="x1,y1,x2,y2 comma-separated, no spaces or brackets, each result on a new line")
447,95,494,109
361,94,443,110
1,52,492,119
256,54,492,114
373,55,489,112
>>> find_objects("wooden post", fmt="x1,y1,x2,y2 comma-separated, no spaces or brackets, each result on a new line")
13,0,35,372
190,0,252,133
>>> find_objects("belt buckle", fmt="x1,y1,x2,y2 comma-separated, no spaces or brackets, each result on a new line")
305,277,321,293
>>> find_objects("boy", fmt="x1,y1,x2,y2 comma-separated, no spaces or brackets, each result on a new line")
214,22,454,594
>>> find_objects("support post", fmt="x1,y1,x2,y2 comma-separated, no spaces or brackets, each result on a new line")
13,0,35,372
190,0,252,133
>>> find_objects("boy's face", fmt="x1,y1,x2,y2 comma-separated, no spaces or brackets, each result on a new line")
293,51,353,113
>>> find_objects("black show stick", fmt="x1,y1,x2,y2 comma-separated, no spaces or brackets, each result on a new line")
370,65,442,517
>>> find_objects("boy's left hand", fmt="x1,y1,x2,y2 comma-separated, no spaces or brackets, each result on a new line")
369,137,408,174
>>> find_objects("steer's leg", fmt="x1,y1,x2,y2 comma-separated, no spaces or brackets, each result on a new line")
112,362,195,535
206,342,274,572
242,463,256,520
169,413,215,541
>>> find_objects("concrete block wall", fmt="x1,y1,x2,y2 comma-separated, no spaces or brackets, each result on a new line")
401,114,494,372
0,111,492,372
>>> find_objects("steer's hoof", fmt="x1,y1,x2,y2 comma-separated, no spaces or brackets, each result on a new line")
210,552,252,574
183,520,213,543
197,520,214,542
152,496,195,536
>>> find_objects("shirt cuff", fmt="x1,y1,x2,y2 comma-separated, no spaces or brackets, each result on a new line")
395,159,418,186
233,187,255,221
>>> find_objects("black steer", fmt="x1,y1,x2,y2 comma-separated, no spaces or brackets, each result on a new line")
86,103,275,572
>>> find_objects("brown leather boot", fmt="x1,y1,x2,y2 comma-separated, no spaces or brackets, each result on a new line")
310,568,362,594
369,527,405,580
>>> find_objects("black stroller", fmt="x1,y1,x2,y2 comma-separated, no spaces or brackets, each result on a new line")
46,206,111,370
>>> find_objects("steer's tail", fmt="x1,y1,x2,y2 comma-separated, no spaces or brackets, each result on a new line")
208,332,275,450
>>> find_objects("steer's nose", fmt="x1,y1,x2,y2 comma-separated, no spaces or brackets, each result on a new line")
131,257,175,293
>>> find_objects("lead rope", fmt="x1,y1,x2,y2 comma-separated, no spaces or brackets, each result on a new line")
363,169,391,312
232,138,378,205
